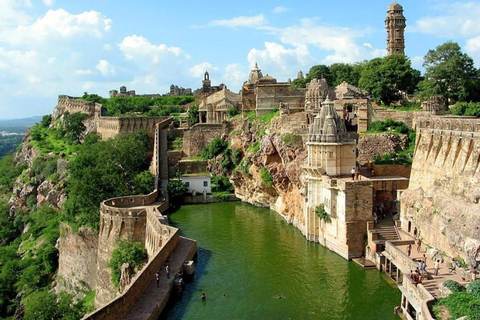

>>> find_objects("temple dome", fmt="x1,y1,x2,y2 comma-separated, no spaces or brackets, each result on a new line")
248,62,263,85
388,2,403,11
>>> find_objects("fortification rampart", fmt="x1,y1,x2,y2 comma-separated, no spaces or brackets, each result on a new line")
401,116,480,265
85,213,179,320
57,95,99,118
96,116,170,140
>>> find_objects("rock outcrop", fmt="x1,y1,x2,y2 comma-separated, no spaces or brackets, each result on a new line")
357,133,408,164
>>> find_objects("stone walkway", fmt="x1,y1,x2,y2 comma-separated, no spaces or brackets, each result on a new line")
395,242,470,298
121,237,197,320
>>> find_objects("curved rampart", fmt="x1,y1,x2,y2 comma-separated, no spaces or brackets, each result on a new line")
84,214,179,320
57,95,97,117
96,116,171,140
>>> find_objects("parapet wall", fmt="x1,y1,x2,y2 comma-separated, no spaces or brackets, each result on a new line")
96,116,170,140
401,116,480,265
57,95,99,118
182,123,226,157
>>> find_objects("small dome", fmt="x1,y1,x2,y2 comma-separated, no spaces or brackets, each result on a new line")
388,2,403,11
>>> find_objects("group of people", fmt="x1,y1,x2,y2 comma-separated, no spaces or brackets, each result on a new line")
410,269,423,286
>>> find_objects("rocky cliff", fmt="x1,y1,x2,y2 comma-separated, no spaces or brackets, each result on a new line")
227,115,307,230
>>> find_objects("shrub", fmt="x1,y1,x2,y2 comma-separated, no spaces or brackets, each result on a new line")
200,136,228,160
468,280,480,298
188,104,199,126
64,112,88,144
109,241,147,288
451,102,480,117
281,133,303,147
259,109,279,124
41,115,52,128
248,141,260,154
167,175,188,205
133,171,155,194
444,280,464,292
260,167,273,187
240,157,251,176
211,175,234,193
227,106,240,117
315,204,332,223
231,148,242,166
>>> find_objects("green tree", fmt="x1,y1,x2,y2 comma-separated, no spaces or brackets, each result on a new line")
188,104,199,126
133,171,155,194
109,241,147,288
329,63,364,87
40,115,52,128
167,172,188,205
358,55,420,105
421,41,480,104
306,65,333,85
64,112,88,144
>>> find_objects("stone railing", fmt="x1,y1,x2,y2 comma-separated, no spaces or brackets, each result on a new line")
385,241,418,273
402,274,435,320
83,218,179,320
102,191,158,209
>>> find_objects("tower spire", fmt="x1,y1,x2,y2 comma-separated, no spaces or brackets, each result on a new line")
385,2,406,55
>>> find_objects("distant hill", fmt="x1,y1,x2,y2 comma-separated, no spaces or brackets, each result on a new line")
0,115,43,128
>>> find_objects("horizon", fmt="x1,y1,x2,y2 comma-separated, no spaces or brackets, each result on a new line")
1,0,480,119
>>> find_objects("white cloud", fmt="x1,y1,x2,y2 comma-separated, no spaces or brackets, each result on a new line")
272,6,291,14
223,63,247,89
96,59,115,76
189,62,218,78
103,43,112,51
76,69,93,75
119,35,183,63
0,0,32,28
42,0,55,6
3,9,112,45
279,18,383,64
247,42,312,80
411,2,480,38
209,14,266,28
363,42,373,49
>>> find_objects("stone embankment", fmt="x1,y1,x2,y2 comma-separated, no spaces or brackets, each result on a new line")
357,133,408,165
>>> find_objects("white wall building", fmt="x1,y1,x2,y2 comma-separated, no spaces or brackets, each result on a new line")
181,174,212,194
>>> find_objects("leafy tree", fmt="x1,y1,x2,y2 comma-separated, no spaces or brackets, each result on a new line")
63,131,152,230
306,65,333,85
188,104,199,126
330,63,364,87
200,136,228,160
420,41,480,104
358,55,420,105
450,102,480,117
64,112,88,144
315,204,332,223
167,172,188,205
23,290,86,320
211,175,234,193
109,241,147,288
133,171,155,194
40,115,52,128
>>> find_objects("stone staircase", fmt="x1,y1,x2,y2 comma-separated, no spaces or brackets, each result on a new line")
376,224,400,242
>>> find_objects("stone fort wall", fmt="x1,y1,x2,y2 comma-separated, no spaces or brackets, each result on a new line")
96,116,170,140
401,116,480,264
56,95,102,118
182,123,226,157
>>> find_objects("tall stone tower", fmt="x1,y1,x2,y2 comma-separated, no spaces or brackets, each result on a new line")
385,2,406,55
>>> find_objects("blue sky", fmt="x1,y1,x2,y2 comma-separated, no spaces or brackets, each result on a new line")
1,0,480,119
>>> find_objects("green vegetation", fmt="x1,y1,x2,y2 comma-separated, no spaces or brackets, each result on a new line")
63,131,153,231
109,241,148,288
167,136,183,151
200,136,228,160
259,109,280,124
419,41,480,105
260,167,273,187
433,281,480,320
366,119,416,165
0,135,24,158
167,172,188,205
227,106,240,117
377,102,422,111
231,148,242,166
82,93,193,116
0,154,26,193
248,141,260,154
23,290,88,320
188,104,199,126
358,54,420,106
211,175,234,193
64,112,88,144
444,280,464,293
450,102,480,117
281,133,303,148
315,204,332,223
240,157,251,176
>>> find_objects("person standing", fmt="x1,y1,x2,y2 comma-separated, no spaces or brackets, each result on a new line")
416,238,422,253
156,271,160,288
166,265,170,279
434,260,440,276
406,244,412,257
351,168,355,180
413,227,418,239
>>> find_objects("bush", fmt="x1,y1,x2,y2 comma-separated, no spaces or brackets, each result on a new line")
468,280,480,298
260,167,273,187
259,109,279,124
133,171,155,194
248,141,260,154
188,104,199,126
240,157,251,176
315,204,332,223
451,102,480,117
41,115,52,128
227,106,240,117
444,280,464,292
231,148,242,166
211,175,234,193
167,174,188,205
64,112,88,144
281,133,303,147
200,136,228,160
367,118,411,134
109,241,147,288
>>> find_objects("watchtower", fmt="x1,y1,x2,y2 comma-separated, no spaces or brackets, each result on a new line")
385,2,406,55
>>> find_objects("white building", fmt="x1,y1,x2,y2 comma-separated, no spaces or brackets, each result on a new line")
181,173,212,194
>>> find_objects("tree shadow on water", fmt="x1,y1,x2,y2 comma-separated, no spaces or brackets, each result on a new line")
157,247,212,320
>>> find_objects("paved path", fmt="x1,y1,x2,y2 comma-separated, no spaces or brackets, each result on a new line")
121,237,197,320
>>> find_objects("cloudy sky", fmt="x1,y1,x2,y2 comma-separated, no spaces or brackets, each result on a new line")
1,0,480,119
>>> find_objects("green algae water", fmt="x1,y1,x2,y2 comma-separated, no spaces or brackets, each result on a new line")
163,202,400,320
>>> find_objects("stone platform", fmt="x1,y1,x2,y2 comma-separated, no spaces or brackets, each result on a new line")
121,237,197,320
